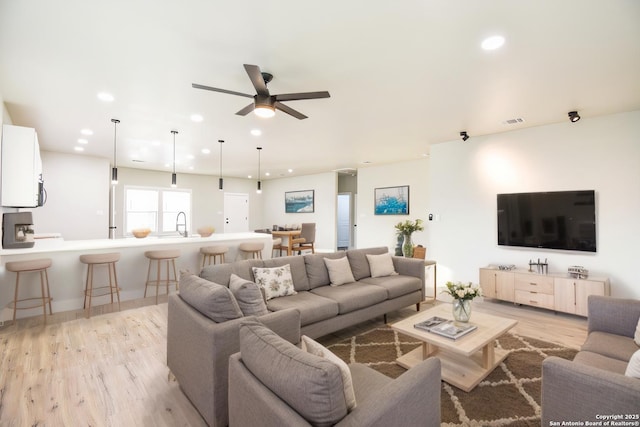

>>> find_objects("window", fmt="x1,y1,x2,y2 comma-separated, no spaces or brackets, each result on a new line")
124,186,191,236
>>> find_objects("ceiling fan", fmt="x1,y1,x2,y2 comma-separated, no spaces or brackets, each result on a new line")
192,64,330,120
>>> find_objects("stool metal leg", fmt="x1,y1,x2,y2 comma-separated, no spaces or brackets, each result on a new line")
12,272,21,323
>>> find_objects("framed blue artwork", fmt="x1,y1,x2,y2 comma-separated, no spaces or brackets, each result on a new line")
374,185,409,215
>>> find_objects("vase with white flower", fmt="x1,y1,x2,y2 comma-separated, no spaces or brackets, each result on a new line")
394,219,424,257
442,281,482,322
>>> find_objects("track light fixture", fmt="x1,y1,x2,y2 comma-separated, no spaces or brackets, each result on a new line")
218,139,224,191
111,118,120,184
460,131,469,142
171,130,178,187
256,147,262,194
568,111,581,123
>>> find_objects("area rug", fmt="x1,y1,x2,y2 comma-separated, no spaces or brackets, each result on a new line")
326,327,577,427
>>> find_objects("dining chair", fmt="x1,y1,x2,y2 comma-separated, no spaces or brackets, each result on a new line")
292,223,316,254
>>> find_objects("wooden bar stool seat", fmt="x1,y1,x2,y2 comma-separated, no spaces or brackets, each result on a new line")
79,252,121,318
200,246,228,268
5,258,53,324
144,249,180,304
238,242,264,259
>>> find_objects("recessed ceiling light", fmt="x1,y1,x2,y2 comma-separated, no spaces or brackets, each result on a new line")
97,92,114,102
481,35,505,50
288,169,293,173
250,129,262,136
201,148,211,154
81,129,93,136
265,172,270,177
164,163,171,168
186,154,195,160
247,175,252,179
190,114,203,122
74,146,85,152
77,138,88,144
189,166,194,170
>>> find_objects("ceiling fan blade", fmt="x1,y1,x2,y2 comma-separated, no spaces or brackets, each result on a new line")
243,64,270,97
235,103,255,116
192,83,254,98
275,101,308,120
275,91,330,102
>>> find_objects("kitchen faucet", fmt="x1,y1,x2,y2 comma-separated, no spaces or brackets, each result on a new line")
176,211,187,237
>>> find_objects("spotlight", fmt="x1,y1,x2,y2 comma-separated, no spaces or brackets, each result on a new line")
568,111,581,123
460,131,469,142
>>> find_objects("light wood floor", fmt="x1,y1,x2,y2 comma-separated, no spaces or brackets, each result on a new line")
0,297,587,426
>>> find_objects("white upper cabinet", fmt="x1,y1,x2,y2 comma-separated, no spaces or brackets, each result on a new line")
1,124,41,207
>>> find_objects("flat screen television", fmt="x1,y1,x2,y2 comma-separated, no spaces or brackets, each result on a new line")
497,190,596,252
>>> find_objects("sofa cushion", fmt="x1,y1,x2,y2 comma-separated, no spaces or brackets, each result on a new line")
324,257,356,286
635,316,640,346
304,253,347,289
252,264,297,301
229,273,268,316
239,319,348,426
301,335,357,411
261,255,310,291
366,252,398,278
573,351,629,375
179,273,243,323
581,331,640,362
267,291,339,326
625,349,640,378
359,275,422,299
346,247,388,281
200,259,259,286
311,283,388,314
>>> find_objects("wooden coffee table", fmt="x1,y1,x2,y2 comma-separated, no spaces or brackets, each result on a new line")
391,303,517,391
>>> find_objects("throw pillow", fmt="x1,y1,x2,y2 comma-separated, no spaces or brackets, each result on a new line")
239,319,348,425
634,316,640,346
625,349,640,378
252,264,297,301
301,335,357,411
365,252,398,278
178,273,243,323
229,273,269,316
323,256,356,286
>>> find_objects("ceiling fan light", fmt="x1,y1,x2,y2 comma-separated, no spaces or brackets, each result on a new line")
254,105,275,118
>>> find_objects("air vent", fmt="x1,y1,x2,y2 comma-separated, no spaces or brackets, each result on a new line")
132,159,145,163
502,117,525,125
334,168,357,175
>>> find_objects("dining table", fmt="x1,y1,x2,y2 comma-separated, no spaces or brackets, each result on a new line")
271,230,302,256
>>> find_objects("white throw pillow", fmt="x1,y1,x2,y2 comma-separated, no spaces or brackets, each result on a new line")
301,335,357,411
366,252,398,278
324,257,356,286
625,349,640,378
252,264,297,301
634,316,640,346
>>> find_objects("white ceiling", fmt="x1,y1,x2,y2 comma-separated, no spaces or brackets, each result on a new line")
1,1,639,180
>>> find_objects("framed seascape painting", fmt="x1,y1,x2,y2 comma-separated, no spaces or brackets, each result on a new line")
285,190,315,213
374,185,409,215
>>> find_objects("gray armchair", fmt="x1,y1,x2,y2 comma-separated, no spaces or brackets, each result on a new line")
167,294,300,427
542,296,640,424
228,318,441,427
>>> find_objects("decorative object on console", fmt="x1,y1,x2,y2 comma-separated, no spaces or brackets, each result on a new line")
375,185,409,215
529,258,548,274
497,264,516,271
568,265,589,279
394,218,424,257
442,281,482,322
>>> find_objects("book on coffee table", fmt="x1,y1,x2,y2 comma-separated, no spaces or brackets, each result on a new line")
413,316,448,331
429,320,477,340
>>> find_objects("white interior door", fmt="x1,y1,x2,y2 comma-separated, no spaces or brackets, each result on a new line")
223,192,249,233
337,193,352,249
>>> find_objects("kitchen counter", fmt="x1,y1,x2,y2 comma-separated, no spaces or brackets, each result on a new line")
0,232,273,320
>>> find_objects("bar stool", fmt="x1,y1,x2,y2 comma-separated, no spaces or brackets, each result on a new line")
144,249,180,304
5,258,53,324
238,242,264,259
79,252,121,318
200,246,228,268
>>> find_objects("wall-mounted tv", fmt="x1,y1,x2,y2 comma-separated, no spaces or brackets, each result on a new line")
497,190,596,252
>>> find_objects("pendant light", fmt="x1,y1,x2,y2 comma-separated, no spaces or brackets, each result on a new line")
171,130,178,187
111,118,120,184
256,146,262,194
218,139,224,191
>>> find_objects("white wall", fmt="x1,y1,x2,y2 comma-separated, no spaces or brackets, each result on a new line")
31,151,110,240
356,158,430,253
429,110,640,299
262,172,338,252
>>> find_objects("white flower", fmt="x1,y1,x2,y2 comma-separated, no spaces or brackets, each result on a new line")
456,290,466,298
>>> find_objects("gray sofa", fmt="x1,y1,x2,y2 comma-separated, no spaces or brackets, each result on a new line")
542,295,640,424
228,318,441,427
167,246,425,426
198,246,425,339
